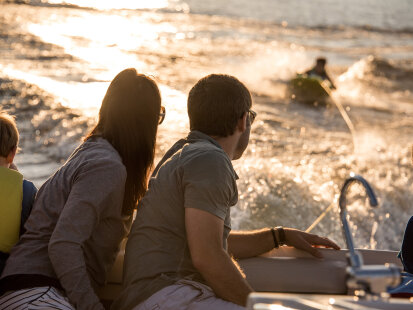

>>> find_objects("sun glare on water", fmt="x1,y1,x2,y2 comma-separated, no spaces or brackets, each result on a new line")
20,2,185,119
47,0,171,10
26,13,177,80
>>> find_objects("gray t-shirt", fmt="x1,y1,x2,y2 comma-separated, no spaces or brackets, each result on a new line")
1,137,132,310
112,131,238,310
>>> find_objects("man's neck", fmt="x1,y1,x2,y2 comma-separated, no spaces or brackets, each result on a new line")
212,135,238,160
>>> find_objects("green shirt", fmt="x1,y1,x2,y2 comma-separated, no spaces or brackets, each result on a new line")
113,131,239,310
0,166,23,253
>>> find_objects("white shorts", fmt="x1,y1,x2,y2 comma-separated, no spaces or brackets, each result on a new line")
0,286,75,310
132,279,245,310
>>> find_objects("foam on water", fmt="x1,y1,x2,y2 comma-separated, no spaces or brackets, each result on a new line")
337,56,413,112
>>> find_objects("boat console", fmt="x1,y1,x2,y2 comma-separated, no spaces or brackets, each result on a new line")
246,292,413,310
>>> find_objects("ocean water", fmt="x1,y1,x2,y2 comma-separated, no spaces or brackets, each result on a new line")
1,0,413,250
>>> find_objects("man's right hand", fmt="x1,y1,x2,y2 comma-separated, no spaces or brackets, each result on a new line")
283,228,340,258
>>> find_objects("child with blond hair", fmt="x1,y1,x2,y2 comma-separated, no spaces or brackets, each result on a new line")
0,111,37,274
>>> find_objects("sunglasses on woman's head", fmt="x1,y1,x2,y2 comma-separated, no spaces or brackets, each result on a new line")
159,106,166,124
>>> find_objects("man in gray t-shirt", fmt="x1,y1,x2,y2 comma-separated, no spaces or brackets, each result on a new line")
112,74,340,310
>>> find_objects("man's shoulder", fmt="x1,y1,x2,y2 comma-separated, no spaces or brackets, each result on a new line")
186,140,222,153
179,142,238,185
154,136,235,181
182,141,231,167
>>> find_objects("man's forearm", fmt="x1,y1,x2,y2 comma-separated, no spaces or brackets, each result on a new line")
229,227,341,259
194,248,253,306
228,228,275,259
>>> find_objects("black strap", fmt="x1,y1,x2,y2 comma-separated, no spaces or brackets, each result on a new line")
276,226,286,246
0,274,62,296
270,228,279,248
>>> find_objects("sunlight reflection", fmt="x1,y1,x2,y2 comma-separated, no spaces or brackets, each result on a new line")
1,66,188,130
27,13,177,80
2,66,106,117
156,85,188,152
47,0,171,10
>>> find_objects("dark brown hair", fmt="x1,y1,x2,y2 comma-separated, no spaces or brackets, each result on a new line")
85,68,161,215
316,57,327,65
188,74,251,137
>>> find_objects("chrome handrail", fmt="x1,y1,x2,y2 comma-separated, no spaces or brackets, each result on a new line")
338,174,401,296
339,174,378,269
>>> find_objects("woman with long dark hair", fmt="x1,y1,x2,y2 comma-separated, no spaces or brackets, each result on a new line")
0,68,165,310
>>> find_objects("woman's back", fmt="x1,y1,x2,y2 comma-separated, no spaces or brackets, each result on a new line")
2,137,131,302
0,69,162,310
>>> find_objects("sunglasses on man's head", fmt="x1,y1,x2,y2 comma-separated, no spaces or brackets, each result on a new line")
159,106,166,124
248,109,257,125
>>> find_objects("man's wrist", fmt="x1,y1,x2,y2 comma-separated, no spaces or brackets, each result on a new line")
270,226,286,248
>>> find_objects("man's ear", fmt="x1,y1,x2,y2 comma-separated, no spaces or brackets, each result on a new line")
237,112,248,133
6,146,17,165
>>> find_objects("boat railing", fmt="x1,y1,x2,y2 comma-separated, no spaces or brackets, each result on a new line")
338,174,401,297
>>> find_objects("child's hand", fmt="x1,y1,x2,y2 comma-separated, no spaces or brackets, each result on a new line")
10,163,18,171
